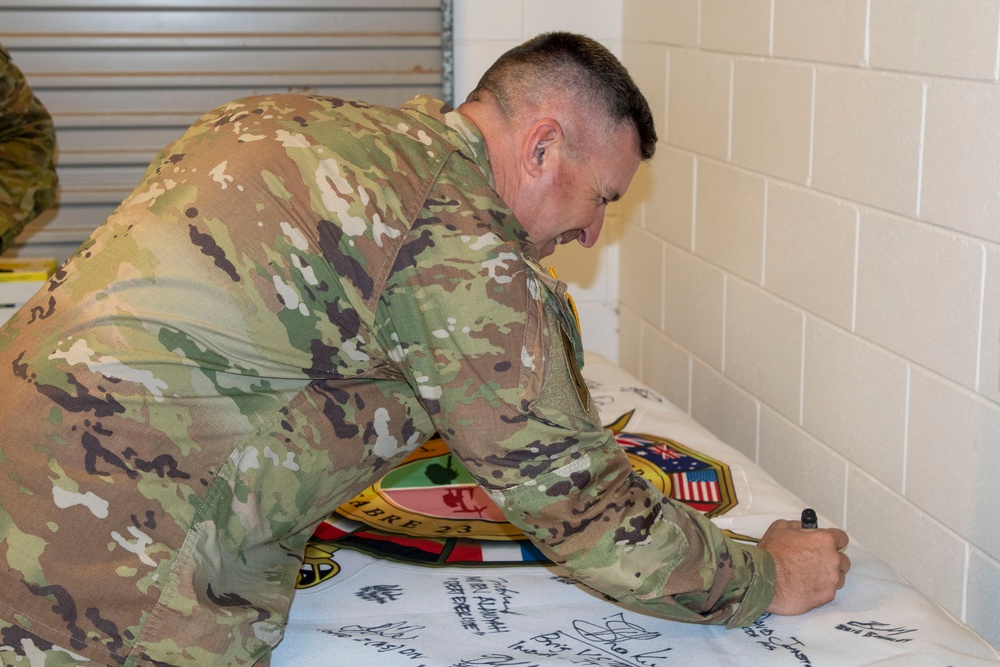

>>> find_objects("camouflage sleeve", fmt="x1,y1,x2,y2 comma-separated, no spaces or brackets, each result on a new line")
0,45,58,253
378,160,776,628
491,261,776,628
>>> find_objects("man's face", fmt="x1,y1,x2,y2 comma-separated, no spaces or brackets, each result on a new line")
515,124,642,258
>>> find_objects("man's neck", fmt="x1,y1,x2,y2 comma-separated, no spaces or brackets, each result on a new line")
456,99,521,205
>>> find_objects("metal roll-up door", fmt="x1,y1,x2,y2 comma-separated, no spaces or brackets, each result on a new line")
1,0,450,258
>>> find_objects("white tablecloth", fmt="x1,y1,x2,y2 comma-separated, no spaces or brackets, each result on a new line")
272,353,1000,666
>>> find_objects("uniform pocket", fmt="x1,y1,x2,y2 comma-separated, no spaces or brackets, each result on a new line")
517,260,598,432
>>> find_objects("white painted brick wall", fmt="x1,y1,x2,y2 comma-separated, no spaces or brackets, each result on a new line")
923,80,1000,243
812,69,923,216
772,0,868,66
869,0,1000,79
617,0,1000,647
666,50,732,159
802,319,908,492
759,407,849,525
731,59,813,183
694,160,766,282
724,279,804,421
691,359,759,460
764,184,857,328
663,245,725,370
700,0,772,56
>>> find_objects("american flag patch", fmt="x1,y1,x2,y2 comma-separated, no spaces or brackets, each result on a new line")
669,469,720,502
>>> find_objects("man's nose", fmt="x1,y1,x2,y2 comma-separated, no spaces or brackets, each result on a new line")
578,209,606,248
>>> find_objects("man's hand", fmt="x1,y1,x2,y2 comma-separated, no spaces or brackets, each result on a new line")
758,519,851,615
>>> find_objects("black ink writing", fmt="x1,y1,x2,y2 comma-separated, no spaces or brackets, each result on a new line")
446,576,521,636
451,656,541,667
836,620,916,643
355,584,404,604
742,614,812,665
507,613,672,667
573,614,661,646
325,620,424,641
621,387,664,403
319,621,427,661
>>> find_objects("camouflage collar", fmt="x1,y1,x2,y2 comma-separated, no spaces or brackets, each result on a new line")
401,95,493,187
401,95,535,257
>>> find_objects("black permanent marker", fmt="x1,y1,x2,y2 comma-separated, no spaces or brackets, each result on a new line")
800,508,817,529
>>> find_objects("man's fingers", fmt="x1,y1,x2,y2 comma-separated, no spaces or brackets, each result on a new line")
839,552,851,581
771,519,849,551
760,517,853,615
828,527,850,551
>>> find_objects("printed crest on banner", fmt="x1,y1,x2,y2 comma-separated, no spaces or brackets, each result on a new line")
297,411,738,589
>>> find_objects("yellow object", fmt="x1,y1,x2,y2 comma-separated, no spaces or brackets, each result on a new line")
0,257,58,307
0,257,58,282
548,266,581,334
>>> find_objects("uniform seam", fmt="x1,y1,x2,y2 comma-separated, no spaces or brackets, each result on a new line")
0,606,122,663
123,402,296,663
364,147,452,316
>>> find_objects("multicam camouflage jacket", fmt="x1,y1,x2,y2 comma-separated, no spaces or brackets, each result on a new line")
0,45,57,253
0,94,775,666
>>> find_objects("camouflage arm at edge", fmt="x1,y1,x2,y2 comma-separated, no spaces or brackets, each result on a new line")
0,46,58,253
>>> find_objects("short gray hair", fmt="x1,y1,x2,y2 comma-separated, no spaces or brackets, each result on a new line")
466,32,657,160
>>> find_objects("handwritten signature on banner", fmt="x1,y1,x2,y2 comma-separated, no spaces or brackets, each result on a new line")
319,621,429,662
355,583,405,604
742,614,812,666
444,576,520,635
835,620,917,643
315,612,677,667
441,575,675,665
454,613,674,667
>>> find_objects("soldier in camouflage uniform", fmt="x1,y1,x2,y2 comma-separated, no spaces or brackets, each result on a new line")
0,33,849,666
0,44,58,254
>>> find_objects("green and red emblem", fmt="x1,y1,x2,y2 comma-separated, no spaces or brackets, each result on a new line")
298,411,738,589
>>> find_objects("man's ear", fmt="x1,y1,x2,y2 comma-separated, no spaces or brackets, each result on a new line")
521,117,563,177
